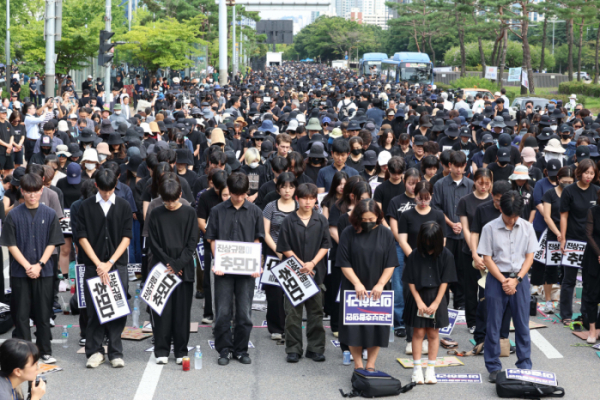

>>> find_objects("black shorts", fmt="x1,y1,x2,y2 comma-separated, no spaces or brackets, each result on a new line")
12,150,23,165
0,154,14,170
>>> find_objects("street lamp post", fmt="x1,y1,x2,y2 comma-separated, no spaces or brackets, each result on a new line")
5,0,9,94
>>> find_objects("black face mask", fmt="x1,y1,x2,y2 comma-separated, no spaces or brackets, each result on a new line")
561,134,571,140
361,221,376,231
351,149,362,156
41,148,51,154
498,161,508,167
364,165,375,172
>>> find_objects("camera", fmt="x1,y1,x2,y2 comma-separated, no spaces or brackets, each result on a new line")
28,375,47,392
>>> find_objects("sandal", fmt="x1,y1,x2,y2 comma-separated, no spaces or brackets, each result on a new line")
569,321,583,332
562,319,572,327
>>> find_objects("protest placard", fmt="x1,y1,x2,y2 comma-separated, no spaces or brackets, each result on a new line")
562,240,586,268
546,241,562,266
141,263,182,316
271,256,320,307
507,67,522,82
196,238,205,270
533,229,547,263
439,308,459,336
485,66,498,80
506,369,557,387
86,271,130,325
436,374,482,383
213,240,262,275
59,209,71,234
259,255,280,287
0,302,9,314
74,264,86,308
127,264,141,274
342,290,394,326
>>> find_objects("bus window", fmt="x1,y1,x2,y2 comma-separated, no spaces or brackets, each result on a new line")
399,63,432,85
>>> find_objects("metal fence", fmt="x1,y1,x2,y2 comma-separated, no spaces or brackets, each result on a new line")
435,71,569,88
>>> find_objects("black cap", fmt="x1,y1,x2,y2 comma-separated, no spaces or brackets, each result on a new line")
363,150,377,166
445,123,459,138
413,135,427,146
538,127,554,141
11,166,26,187
460,127,471,138
546,159,562,177
577,145,590,160
481,134,494,144
497,147,511,162
498,133,512,147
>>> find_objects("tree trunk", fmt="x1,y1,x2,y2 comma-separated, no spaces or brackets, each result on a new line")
457,12,466,77
521,3,534,94
498,30,508,89
473,11,486,78
577,17,584,82
567,18,574,81
491,36,499,67
412,25,421,52
540,16,547,72
428,34,436,66
594,21,600,84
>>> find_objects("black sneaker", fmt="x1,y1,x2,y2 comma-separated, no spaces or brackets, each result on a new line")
79,338,86,347
218,351,231,366
286,353,301,363
395,327,407,338
510,346,516,354
489,370,500,383
195,291,204,299
234,354,251,364
305,350,325,362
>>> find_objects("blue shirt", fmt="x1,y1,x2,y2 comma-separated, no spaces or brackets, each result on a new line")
532,177,556,232
114,181,138,213
316,164,358,192
366,107,386,128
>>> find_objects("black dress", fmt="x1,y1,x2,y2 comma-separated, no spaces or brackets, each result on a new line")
582,206,600,303
336,225,398,348
402,248,457,328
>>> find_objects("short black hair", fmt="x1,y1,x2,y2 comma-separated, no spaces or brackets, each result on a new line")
271,155,288,174
20,173,43,192
26,163,44,179
417,221,444,258
43,122,55,132
500,190,524,217
276,171,298,192
492,180,512,196
95,169,118,191
146,153,159,171
296,182,318,199
331,137,350,154
210,169,228,192
81,179,98,199
209,149,227,167
421,155,440,174
227,172,249,195
103,161,121,177
157,149,177,164
159,179,182,202
0,339,40,377
387,156,405,175
449,150,467,166
439,150,452,167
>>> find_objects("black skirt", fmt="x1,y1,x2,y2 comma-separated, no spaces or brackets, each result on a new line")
403,286,449,329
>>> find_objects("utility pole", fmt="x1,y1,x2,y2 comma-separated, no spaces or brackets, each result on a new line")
104,0,111,103
219,0,228,85
232,5,236,77
45,0,56,98
5,0,10,95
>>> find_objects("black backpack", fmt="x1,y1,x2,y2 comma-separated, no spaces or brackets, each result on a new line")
340,369,415,398
496,371,565,399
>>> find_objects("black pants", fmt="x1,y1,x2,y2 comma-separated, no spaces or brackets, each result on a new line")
79,307,88,339
150,282,193,358
473,289,512,345
84,265,129,360
446,238,466,309
203,250,213,318
463,252,482,328
52,253,59,304
11,276,54,355
264,284,285,334
24,139,36,163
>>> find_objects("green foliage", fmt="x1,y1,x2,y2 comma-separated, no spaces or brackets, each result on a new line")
559,80,600,97
444,41,555,70
448,77,500,91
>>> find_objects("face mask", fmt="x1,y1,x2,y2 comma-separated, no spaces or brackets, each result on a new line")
575,128,584,136
561,134,571,140
115,111,121,115
249,162,259,169
361,221,376,232
41,148,51,154
498,161,508,167
98,154,107,162
212,107,218,111
550,125,557,131
364,165,375,172
85,163,96,171
351,149,362,156
559,182,570,189
545,152,562,165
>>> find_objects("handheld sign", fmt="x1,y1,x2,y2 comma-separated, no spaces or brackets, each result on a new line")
259,255,280,287
505,369,557,387
196,239,205,270
87,271,130,325
271,257,320,307
343,290,394,326
561,240,586,268
213,240,262,275
545,241,562,266
60,209,72,234
141,263,182,316
533,229,547,263
74,264,87,308
439,308,459,336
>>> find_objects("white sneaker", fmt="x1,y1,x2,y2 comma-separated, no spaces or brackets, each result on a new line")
156,357,168,365
201,317,213,324
469,326,476,334
362,349,368,360
422,340,428,355
543,302,554,314
110,358,125,368
29,319,34,327
49,318,55,327
86,353,105,368
271,333,282,340
176,358,183,365
40,355,56,364
425,367,437,384
412,367,424,384
405,342,413,355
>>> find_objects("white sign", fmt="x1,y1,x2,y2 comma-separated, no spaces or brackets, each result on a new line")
521,70,529,90
485,66,498,80
545,241,562,266
75,264,87,308
141,263,182,316
87,271,130,324
533,229,547,263
506,369,557,387
0,302,9,314
271,256,320,307
213,240,262,275
562,240,586,268
259,255,281,287
60,209,71,234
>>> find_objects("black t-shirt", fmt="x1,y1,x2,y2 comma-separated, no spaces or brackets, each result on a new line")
516,186,534,221
470,200,500,234
487,162,514,182
560,183,600,241
542,188,561,241
452,140,478,160
438,136,460,151
0,121,13,156
304,164,325,183
374,180,405,223
456,192,491,253
398,207,446,251
56,177,82,209
345,156,364,173
196,188,221,220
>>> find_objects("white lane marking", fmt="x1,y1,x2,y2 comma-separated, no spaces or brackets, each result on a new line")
133,354,164,400
530,330,563,359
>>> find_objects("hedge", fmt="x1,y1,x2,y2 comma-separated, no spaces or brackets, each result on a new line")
558,80,600,98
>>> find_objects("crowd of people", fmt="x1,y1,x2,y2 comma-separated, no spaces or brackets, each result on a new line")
0,60,597,397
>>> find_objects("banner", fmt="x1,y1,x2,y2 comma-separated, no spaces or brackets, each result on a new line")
141,263,182,316
60,209,71,234
127,264,141,274
271,256,320,307
533,229,547,263
507,67,522,82
546,241,562,266
75,264,87,309
259,255,280,287
484,66,498,80
436,374,482,383
343,290,394,326
521,70,529,89
196,239,205,271
562,240,586,268
506,369,557,387
439,308,459,336
213,240,262,275
87,271,130,324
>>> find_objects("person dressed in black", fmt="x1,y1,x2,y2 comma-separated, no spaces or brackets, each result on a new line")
403,221,457,384
77,169,132,369
336,199,397,371
148,178,198,364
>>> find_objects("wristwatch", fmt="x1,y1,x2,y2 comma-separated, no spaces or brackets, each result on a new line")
109,259,115,265
39,261,45,268
509,273,523,284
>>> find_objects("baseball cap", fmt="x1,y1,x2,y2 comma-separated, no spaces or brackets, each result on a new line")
497,147,511,162
521,147,536,163
546,159,562,177
66,162,81,185
377,151,392,166
577,145,590,160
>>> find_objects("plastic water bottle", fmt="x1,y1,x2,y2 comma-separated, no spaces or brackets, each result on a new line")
132,307,140,328
194,345,202,370
136,283,141,296
134,295,140,310
342,351,351,365
62,326,69,349
389,326,395,343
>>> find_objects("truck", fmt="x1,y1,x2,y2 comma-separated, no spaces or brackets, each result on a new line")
266,52,283,67
331,60,348,69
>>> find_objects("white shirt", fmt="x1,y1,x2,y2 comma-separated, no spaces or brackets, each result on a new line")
96,192,116,216
501,95,510,109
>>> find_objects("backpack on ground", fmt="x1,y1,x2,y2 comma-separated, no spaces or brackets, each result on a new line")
495,371,565,399
339,369,415,398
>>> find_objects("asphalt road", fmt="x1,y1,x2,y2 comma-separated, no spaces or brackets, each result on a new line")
1,285,598,400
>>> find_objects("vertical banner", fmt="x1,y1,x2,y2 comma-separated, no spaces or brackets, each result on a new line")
213,240,262,275
342,290,394,326
271,257,320,307
86,271,130,324
141,263,182,316
521,69,529,90
484,66,498,80
75,264,87,308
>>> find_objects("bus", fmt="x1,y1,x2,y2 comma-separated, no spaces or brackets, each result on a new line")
358,53,388,77
381,52,434,86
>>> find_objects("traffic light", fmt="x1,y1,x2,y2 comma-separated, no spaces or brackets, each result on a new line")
98,30,116,67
